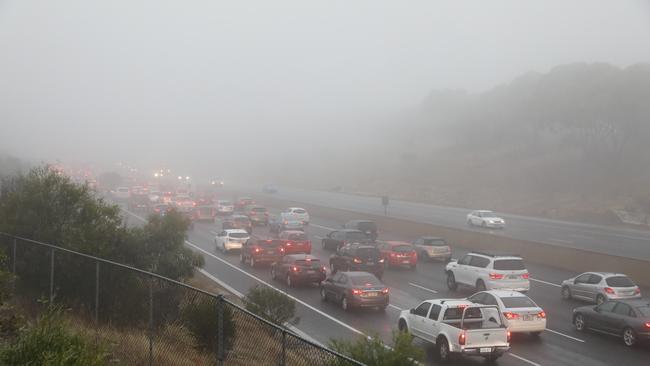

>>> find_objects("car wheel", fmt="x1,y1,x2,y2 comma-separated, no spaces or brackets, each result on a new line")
250,257,256,268
530,331,542,338
596,294,606,305
623,328,637,347
481,221,487,228
330,263,337,273
320,287,327,302
271,268,277,280
561,286,572,300
574,314,586,332
239,253,245,263
446,272,458,291
437,338,451,363
341,296,349,311
286,274,294,288
476,279,486,291
398,320,408,333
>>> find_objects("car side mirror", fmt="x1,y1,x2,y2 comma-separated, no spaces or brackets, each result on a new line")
409,308,415,314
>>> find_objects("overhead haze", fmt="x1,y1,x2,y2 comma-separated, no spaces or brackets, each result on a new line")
1,0,649,179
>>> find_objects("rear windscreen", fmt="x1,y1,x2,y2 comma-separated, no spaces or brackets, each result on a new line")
235,217,250,223
355,248,380,260
501,297,537,308
493,259,526,271
288,233,307,240
258,240,282,247
357,222,377,231
293,209,306,214
295,259,321,269
229,232,249,238
443,307,482,320
422,239,447,246
606,276,635,287
350,275,381,286
346,232,367,241
393,245,414,253
252,207,267,212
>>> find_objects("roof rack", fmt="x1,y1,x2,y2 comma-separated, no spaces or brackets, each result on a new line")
469,251,521,258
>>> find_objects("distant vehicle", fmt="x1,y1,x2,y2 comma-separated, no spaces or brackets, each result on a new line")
278,230,312,254
262,184,278,194
412,236,452,262
329,243,384,279
376,241,417,270
214,229,250,253
172,195,195,212
148,191,162,203
216,200,234,215
192,206,216,222
343,220,378,241
561,272,641,304
245,205,269,225
269,215,304,234
281,207,310,225
176,187,189,196
573,299,650,347
321,229,370,251
128,194,150,211
320,271,389,311
222,215,252,234
235,197,255,211
398,299,510,362
466,210,505,229
446,252,530,292
271,254,326,287
152,203,171,216
240,239,284,268
161,191,174,204
114,187,130,200
467,290,546,336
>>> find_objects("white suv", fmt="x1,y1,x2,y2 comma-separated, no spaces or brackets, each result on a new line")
281,207,310,225
446,252,530,292
214,229,250,253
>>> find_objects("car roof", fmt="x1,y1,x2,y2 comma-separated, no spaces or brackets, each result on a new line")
231,214,249,219
340,271,378,278
286,254,318,260
616,299,650,307
348,220,374,224
281,230,305,234
288,207,306,210
224,229,249,234
469,251,522,260
420,236,444,240
337,229,365,233
385,241,413,247
482,290,528,298
586,272,627,277
430,299,474,306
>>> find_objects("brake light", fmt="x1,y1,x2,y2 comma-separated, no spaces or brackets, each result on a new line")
286,242,292,246
279,247,285,253
604,287,615,295
284,221,288,225
503,312,519,320
521,273,530,279
537,311,546,319
644,322,650,329
457,304,468,309
390,253,396,257
489,273,504,280
321,266,327,272
635,288,641,294
352,289,361,295
507,331,512,342
254,248,260,253
382,288,389,294
379,259,385,263
291,266,300,272
458,331,466,345
353,258,362,264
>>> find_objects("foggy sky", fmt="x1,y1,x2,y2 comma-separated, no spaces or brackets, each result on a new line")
1,0,649,178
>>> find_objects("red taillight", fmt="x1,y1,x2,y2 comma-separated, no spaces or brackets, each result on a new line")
537,311,546,319
644,322,650,329
279,247,285,253
321,266,327,272
521,273,530,279
507,331,512,342
382,288,389,294
286,241,292,246
489,273,504,280
458,331,466,345
254,247,260,253
352,289,361,295
634,288,641,294
410,251,417,257
389,252,396,257
353,258,362,264
503,312,519,320
604,287,615,295
291,266,300,272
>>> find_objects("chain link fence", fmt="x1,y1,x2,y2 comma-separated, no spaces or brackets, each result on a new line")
0,233,363,366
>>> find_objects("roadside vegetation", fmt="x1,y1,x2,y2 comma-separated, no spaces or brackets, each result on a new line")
330,331,424,366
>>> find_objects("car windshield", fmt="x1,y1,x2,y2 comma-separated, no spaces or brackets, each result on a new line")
500,296,537,308
422,238,446,246
219,201,232,205
479,211,497,218
295,259,321,269
346,232,367,241
357,222,377,231
229,232,249,238
293,209,306,214
355,248,380,260
252,207,267,212
393,245,414,253
606,276,635,287
234,217,250,223
258,240,282,247
636,306,650,317
288,233,307,240
350,275,381,286
493,259,526,270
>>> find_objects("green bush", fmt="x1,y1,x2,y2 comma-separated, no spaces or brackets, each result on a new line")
181,296,235,352
0,309,108,366
243,285,299,326
329,331,424,366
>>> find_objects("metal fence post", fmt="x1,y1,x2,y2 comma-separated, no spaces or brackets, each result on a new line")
217,295,224,365
281,329,287,366
49,248,54,305
148,278,154,366
95,261,100,324
12,238,16,274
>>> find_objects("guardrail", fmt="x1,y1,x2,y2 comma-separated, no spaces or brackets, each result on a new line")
0,232,363,366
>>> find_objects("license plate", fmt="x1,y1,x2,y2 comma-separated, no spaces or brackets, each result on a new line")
523,315,533,321
365,292,378,297
507,275,518,279
306,270,315,274
480,347,492,353
402,260,410,264
266,250,275,254
367,262,374,265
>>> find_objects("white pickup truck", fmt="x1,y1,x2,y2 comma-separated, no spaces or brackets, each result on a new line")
398,299,510,363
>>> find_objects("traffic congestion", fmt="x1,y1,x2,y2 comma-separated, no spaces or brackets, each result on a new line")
115,182,650,365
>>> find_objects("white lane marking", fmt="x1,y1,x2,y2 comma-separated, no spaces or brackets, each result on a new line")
548,238,573,244
570,233,592,240
388,304,403,311
408,282,438,294
509,353,542,366
310,223,337,231
183,240,366,337
530,278,561,288
545,328,585,343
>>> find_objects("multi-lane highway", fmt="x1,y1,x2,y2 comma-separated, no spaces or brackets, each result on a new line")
238,185,650,261
123,204,650,366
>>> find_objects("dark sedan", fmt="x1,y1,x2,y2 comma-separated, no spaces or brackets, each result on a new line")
320,271,389,311
321,229,370,251
271,254,326,287
330,243,384,279
573,299,650,347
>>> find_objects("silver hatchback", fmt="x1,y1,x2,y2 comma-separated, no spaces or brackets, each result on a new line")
561,272,641,304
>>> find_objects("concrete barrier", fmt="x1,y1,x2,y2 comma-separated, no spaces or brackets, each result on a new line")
236,191,650,288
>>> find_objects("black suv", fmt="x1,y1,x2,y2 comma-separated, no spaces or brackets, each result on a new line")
329,243,384,279
321,229,371,251
343,220,378,241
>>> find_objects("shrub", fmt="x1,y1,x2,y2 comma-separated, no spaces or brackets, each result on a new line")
181,295,235,352
0,309,108,366
329,331,424,366
243,285,299,326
